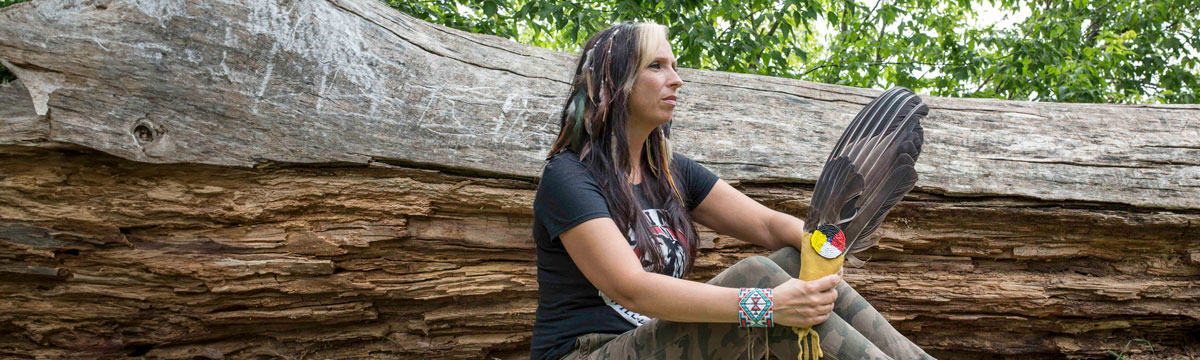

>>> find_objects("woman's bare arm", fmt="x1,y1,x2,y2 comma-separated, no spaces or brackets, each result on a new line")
690,179,808,251
559,217,839,326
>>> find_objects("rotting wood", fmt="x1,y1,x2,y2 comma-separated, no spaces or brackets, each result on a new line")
1,0,1199,359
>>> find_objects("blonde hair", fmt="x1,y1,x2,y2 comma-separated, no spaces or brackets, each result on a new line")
635,23,670,82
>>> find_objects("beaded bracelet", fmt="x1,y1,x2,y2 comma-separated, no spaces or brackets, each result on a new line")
738,288,774,327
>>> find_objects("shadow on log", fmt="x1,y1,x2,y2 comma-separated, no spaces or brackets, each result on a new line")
1,0,1198,359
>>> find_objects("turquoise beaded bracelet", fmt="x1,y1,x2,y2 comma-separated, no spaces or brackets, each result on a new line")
738,288,774,327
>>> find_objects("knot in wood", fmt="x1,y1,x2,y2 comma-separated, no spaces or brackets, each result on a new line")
134,124,154,143
132,119,165,147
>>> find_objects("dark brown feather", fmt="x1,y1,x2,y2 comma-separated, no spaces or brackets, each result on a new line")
804,157,864,233
804,87,928,260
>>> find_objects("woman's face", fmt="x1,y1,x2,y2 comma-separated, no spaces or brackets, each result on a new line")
628,43,683,129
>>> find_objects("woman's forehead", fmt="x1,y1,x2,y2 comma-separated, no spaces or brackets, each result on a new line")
648,41,675,61
653,41,674,55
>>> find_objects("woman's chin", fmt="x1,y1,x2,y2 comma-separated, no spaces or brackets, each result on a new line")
656,112,674,125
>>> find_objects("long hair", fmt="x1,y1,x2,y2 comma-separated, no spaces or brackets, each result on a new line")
546,22,699,275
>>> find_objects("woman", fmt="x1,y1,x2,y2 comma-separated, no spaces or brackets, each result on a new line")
531,22,934,359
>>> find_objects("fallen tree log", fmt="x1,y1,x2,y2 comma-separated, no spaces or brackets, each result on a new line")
1,0,1198,359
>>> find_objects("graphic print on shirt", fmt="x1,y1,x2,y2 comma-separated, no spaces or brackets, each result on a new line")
599,208,687,326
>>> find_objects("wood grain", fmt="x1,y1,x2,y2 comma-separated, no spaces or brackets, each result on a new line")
1,0,1198,359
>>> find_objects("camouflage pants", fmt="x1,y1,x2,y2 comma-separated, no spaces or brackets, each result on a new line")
561,247,935,360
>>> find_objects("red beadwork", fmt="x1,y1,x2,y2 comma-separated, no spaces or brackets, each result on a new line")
830,231,845,252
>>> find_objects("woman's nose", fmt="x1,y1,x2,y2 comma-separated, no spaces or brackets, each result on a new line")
667,68,683,89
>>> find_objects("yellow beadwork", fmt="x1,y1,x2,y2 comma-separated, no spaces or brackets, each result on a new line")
810,229,827,253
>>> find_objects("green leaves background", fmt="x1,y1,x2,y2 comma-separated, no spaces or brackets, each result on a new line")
390,0,1200,104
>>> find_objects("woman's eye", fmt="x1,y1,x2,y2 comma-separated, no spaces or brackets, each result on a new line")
649,62,661,69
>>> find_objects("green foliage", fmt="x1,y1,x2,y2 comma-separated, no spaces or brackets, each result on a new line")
950,0,1200,103
391,0,1200,104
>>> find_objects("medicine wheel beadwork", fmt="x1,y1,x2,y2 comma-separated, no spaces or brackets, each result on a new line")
810,224,846,259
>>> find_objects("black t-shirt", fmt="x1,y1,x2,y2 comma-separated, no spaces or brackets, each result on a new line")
530,150,720,360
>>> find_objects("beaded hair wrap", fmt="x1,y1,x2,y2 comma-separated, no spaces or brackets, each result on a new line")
596,29,617,119
572,27,622,160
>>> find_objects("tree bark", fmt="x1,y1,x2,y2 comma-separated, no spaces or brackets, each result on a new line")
1,0,1198,359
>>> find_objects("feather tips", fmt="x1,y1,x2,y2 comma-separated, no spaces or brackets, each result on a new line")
806,87,928,256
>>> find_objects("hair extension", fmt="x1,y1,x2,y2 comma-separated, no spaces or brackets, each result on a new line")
545,22,698,274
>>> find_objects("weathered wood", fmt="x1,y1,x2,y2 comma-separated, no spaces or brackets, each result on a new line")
0,80,48,146
1,0,1198,359
1,0,1198,208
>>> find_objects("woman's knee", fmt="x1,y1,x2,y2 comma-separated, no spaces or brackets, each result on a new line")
709,255,790,288
767,246,802,275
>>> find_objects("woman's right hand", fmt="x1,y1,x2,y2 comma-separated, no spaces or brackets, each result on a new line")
772,274,840,327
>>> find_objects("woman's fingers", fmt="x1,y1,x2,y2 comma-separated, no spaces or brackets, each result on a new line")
772,275,846,327
802,302,836,318
820,288,839,305
805,274,841,293
820,302,835,315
